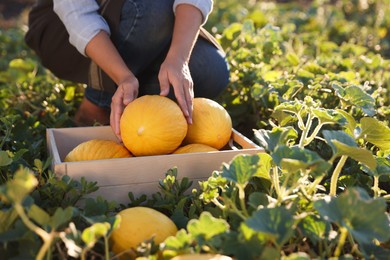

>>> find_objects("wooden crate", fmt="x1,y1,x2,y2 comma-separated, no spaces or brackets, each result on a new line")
46,126,264,204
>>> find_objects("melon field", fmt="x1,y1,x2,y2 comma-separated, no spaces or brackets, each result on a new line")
1,0,390,259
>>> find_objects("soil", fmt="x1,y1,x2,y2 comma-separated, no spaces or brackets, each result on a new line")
0,0,35,29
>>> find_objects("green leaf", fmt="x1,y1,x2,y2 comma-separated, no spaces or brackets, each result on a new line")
245,207,294,246
248,192,270,209
263,70,283,82
298,215,330,244
0,150,12,166
271,109,297,126
274,101,305,117
50,207,74,230
332,85,376,116
282,252,311,260
0,208,18,233
311,108,346,126
322,130,376,169
27,205,51,227
358,117,390,152
362,157,390,177
222,154,260,186
314,187,390,244
336,109,357,136
163,229,193,252
0,167,38,204
256,153,273,180
254,127,298,152
286,53,300,66
223,23,242,40
187,211,229,240
272,146,331,176
81,222,110,247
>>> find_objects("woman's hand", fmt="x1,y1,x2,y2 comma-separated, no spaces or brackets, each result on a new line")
158,57,193,124
85,31,139,140
159,4,203,124
110,75,139,140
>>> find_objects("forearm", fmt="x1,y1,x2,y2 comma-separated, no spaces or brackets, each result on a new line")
85,31,134,85
166,4,203,63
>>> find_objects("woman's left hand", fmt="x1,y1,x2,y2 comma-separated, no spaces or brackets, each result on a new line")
158,57,194,124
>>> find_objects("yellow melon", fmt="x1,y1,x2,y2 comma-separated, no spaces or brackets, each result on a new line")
110,207,178,256
173,143,218,154
64,139,131,162
120,95,188,156
185,98,232,149
171,254,233,260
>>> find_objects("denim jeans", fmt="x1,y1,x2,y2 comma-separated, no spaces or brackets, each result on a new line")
85,0,230,109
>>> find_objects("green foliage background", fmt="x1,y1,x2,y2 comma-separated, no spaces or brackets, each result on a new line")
1,0,390,259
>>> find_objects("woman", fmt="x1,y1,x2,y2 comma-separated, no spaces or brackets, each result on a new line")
25,0,230,140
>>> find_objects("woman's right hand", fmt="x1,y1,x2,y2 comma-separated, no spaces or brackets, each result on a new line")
110,75,139,140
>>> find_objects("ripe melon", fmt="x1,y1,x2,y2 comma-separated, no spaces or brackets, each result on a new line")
120,95,188,156
110,207,178,256
64,139,131,162
185,98,232,149
173,143,218,154
171,254,233,260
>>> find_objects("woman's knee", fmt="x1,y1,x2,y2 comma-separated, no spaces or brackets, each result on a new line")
190,39,230,98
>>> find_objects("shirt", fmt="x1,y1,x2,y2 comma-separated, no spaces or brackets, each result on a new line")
53,0,213,56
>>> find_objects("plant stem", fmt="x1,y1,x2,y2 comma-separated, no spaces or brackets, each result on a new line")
104,236,110,260
329,155,348,196
307,176,324,195
212,198,226,210
334,227,348,257
372,176,380,198
304,122,323,147
272,166,282,202
238,185,249,217
299,113,312,148
14,204,53,260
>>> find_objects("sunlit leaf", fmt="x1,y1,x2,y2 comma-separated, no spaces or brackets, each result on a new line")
254,127,298,152
336,109,357,136
358,117,390,152
311,108,346,125
272,146,331,176
286,53,300,66
323,130,376,169
81,222,110,247
222,154,261,186
314,188,390,244
332,85,376,116
298,215,330,244
187,211,229,240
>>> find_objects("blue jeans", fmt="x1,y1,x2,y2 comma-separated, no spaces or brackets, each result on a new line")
86,0,230,109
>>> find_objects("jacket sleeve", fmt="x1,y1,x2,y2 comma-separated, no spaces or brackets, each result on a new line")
173,0,213,25
53,0,111,56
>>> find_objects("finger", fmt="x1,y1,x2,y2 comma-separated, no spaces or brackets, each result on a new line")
110,90,125,140
174,84,190,120
122,84,138,105
158,71,170,96
185,83,194,124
